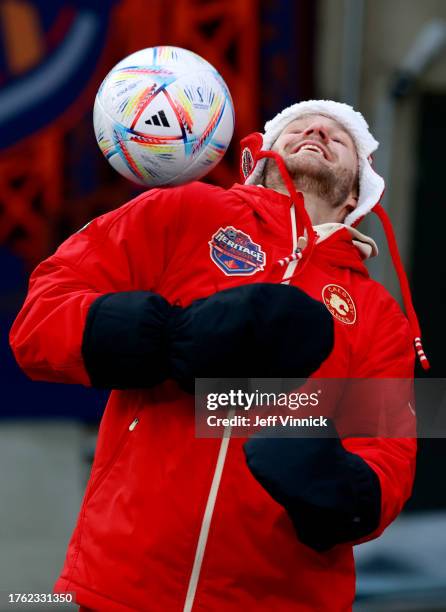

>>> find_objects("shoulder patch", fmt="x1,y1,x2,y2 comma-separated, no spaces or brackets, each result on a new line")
322,284,356,325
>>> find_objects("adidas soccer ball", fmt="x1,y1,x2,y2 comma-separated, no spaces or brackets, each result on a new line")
93,46,234,187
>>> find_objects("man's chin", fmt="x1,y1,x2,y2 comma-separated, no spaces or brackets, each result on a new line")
286,157,332,183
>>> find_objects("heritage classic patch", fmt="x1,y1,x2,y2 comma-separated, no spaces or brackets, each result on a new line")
209,226,266,276
322,284,356,325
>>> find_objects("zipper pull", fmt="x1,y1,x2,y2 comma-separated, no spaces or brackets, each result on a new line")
129,417,139,431
297,236,308,250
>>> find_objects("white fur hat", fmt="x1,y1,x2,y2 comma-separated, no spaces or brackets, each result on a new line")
243,99,385,226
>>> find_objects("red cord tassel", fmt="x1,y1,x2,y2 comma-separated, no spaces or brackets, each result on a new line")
373,204,430,370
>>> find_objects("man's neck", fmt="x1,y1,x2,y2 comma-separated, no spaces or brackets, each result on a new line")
265,182,342,225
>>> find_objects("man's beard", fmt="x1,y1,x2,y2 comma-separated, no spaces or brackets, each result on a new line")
265,153,357,208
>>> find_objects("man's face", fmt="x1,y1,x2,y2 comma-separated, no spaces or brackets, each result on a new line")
267,113,359,208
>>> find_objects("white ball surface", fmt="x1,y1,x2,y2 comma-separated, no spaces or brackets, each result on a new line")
93,46,234,187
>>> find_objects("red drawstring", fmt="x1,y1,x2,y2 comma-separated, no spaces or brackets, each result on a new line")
240,135,316,276
256,150,317,271
373,204,430,370
277,251,303,267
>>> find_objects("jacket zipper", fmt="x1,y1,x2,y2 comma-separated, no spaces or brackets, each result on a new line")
129,417,139,431
183,205,298,610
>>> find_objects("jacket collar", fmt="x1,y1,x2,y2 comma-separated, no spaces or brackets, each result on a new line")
314,223,378,260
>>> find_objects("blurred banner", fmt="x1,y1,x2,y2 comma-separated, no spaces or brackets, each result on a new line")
0,0,116,150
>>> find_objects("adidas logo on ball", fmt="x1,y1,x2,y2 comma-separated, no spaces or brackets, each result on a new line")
145,110,170,127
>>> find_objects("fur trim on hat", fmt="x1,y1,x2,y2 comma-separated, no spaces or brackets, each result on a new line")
244,100,385,226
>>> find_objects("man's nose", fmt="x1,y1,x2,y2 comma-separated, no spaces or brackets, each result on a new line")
303,124,329,142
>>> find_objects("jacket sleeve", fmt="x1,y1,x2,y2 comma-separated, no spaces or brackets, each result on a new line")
9,187,184,386
341,290,417,544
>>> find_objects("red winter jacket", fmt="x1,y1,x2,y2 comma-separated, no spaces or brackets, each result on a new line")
10,182,416,611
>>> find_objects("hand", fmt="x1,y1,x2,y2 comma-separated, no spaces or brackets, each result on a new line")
243,420,381,551
168,283,334,392
82,283,334,392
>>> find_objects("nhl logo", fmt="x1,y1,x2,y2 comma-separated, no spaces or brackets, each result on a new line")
241,147,254,179
322,284,356,325
209,226,266,276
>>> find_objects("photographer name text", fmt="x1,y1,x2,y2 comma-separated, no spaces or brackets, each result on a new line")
207,415,328,427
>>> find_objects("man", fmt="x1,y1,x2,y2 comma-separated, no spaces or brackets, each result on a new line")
10,100,423,611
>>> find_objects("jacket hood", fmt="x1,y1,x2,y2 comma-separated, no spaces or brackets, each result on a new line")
315,223,378,260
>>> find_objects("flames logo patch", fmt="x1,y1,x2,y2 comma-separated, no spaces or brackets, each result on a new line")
322,284,356,325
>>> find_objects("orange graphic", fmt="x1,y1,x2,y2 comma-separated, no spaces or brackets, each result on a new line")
0,0,44,74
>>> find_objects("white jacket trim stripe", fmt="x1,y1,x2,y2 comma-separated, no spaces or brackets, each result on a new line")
281,204,299,285
183,410,235,612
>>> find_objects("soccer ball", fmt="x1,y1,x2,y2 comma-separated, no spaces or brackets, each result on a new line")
93,46,234,187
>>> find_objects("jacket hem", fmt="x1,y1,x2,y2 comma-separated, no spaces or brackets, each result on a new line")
54,576,139,612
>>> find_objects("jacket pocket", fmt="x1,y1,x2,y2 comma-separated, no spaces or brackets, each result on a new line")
84,413,141,505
